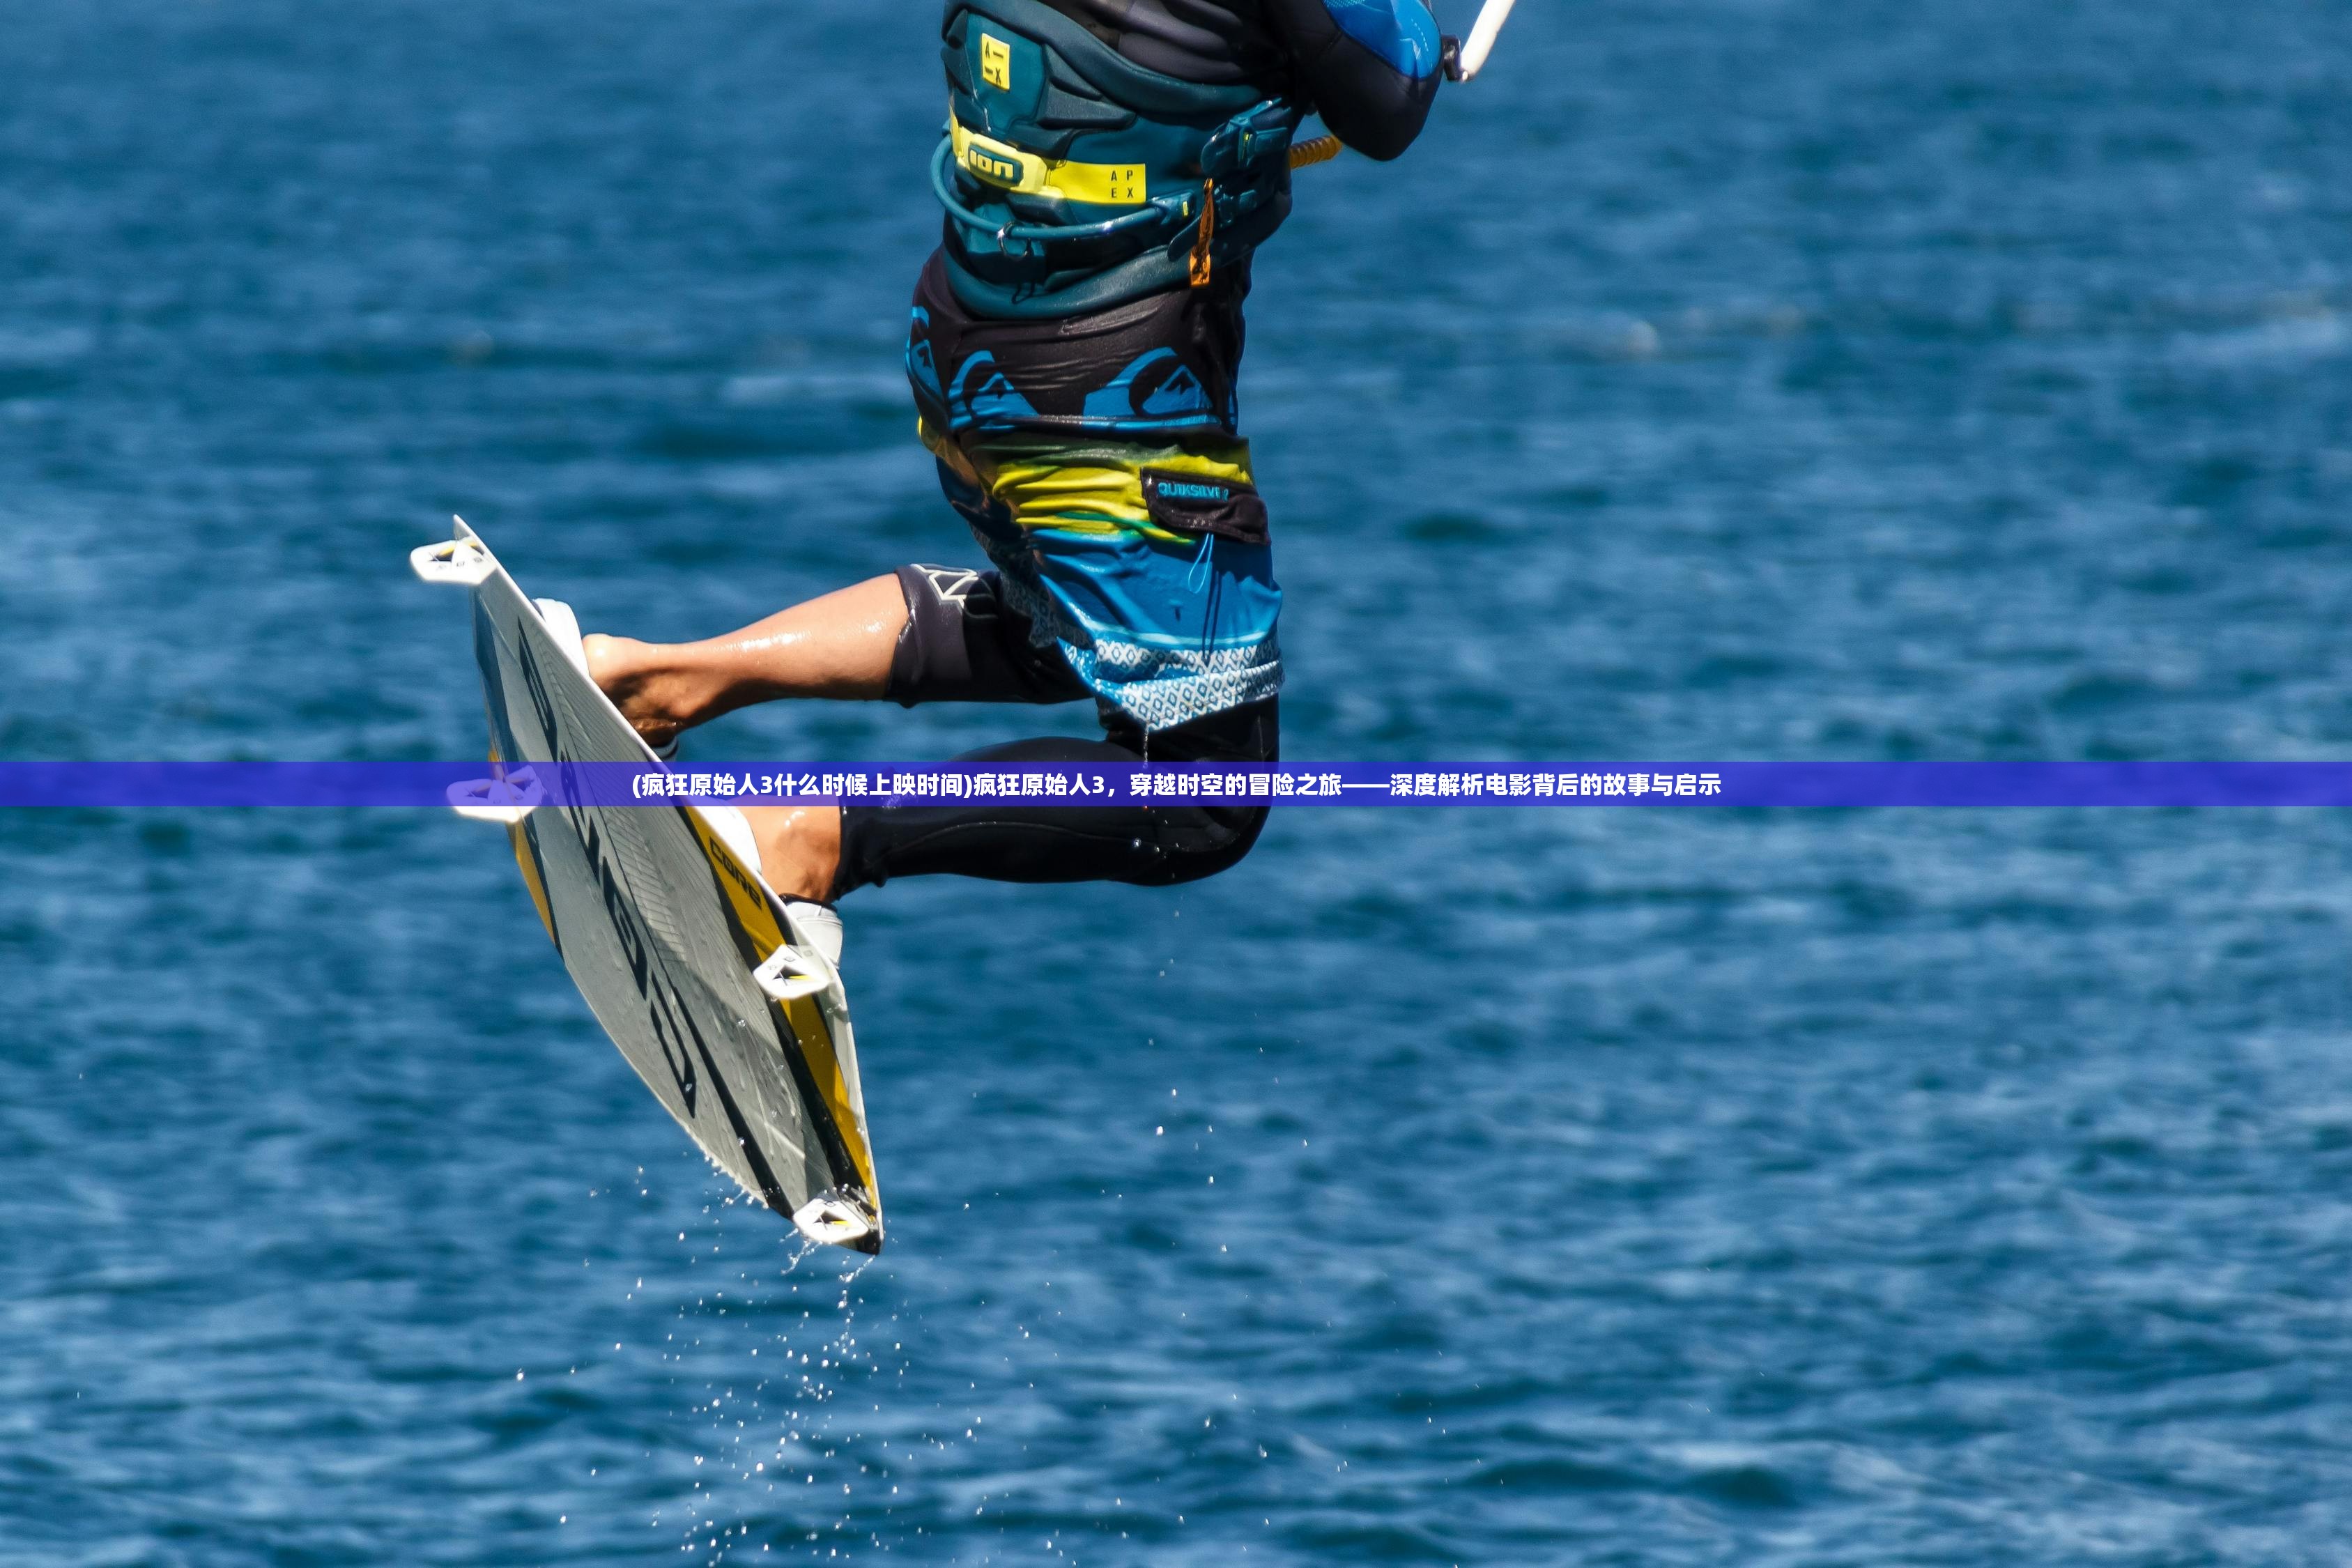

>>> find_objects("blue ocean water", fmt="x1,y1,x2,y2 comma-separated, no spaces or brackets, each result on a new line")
9,0,2352,1560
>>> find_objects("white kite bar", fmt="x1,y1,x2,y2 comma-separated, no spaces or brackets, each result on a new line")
1454,0,1517,82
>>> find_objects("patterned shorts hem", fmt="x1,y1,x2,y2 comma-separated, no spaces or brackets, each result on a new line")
1063,643,1285,732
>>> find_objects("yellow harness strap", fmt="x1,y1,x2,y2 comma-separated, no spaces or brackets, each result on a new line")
950,119,1147,208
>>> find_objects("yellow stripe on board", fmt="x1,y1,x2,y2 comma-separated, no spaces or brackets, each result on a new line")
682,811,879,1207
486,736,558,944
507,821,558,945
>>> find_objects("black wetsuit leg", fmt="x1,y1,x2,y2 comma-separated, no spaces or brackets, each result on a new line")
831,564,1277,896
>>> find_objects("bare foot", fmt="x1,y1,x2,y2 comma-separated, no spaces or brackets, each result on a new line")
583,633,693,750
738,804,843,902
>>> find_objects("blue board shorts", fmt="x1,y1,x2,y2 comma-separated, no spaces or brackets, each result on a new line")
921,422,1283,732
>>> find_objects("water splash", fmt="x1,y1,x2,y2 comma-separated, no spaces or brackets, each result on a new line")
661,1196,893,1562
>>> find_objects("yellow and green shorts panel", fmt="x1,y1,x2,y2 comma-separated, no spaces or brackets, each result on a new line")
919,421,1283,730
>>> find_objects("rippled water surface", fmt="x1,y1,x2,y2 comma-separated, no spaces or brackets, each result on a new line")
10,1,2352,1562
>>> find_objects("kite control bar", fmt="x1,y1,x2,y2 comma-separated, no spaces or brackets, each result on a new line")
1289,0,1519,169
1445,0,1516,82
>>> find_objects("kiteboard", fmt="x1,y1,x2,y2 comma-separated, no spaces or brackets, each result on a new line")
410,518,882,1253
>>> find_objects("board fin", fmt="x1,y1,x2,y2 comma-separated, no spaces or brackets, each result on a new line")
447,768,543,824
793,1188,881,1253
410,518,495,587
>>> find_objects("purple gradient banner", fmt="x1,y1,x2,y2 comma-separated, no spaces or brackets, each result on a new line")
5,762,2352,808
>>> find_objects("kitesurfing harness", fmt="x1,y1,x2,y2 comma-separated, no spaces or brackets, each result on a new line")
933,0,1307,317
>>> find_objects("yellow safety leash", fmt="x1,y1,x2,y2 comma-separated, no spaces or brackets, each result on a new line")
1288,134,1344,170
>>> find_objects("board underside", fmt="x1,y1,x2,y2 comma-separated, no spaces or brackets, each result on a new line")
445,524,882,1252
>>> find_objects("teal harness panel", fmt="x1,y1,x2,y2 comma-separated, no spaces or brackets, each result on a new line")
936,0,1302,318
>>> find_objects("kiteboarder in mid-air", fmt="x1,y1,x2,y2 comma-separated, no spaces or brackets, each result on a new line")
581,0,1451,931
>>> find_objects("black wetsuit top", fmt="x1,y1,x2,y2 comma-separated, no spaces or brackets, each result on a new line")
1036,0,1440,159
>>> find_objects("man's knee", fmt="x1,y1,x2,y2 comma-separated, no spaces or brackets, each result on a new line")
887,564,1090,707
1111,696,1279,767
1138,804,1270,887
1121,695,1278,887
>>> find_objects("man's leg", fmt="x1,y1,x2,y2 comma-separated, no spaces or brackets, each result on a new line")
830,698,1278,896
721,696,1279,903
582,574,911,749
579,576,910,900
736,801,845,904
583,564,1100,900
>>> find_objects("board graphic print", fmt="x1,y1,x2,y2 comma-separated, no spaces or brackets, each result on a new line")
413,519,882,1252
